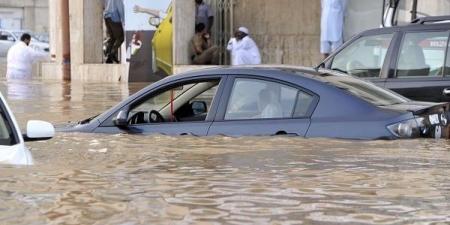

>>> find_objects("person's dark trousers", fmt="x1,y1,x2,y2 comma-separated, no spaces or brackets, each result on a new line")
104,17,124,63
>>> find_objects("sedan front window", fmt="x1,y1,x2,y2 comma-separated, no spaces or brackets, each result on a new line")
128,80,219,124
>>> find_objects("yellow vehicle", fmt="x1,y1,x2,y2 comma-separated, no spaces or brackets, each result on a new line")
150,5,173,75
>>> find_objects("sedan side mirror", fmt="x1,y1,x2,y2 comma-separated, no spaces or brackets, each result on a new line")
113,110,129,127
23,120,55,142
191,101,207,115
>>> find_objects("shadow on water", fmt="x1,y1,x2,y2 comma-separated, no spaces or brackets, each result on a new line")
0,79,450,224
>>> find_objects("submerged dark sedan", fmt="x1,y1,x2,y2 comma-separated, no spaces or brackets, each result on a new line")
60,66,450,140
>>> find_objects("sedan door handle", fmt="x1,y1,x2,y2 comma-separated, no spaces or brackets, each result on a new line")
180,132,197,136
273,131,298,136
443,88,450,96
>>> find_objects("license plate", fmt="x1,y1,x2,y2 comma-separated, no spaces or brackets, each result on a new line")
435,125,442,139
429,114,440,125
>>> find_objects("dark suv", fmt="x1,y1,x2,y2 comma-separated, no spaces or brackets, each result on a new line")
320,16,450,102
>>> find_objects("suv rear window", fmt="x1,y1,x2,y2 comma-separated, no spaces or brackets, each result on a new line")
397,31,449,77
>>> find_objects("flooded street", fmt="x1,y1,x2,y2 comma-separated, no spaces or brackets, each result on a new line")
1,79,450,224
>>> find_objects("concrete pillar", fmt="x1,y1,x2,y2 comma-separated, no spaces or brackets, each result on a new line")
22,6,35,31
42,0,70,80
173,0,195,65
83,0,104,64
68,0,83,66
68,0,126,82
232,0,322,66
68,0,103,65
48,0,57,59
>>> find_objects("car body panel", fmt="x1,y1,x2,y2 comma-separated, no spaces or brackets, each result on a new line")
151,5,173,75
0,92,32,165
208,119,311,136
306,114,413,139
384,77,448,102
380,101,445,113
0,90,55,165
0,144,33,165
96,121,212,136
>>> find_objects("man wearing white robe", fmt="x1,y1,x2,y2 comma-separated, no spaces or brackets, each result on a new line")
6,33,48,80
227,27,261,66
320,0,347,58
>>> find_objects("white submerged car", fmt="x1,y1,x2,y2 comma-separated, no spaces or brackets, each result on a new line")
0,92,54,165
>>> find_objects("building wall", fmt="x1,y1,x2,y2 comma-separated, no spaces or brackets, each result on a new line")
396,0,450,24
233,0,322,66
344,0,382,40
0,0,49,33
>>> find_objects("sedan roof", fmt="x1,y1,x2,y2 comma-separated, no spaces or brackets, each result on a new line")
172,65,343,79
171,65,409,107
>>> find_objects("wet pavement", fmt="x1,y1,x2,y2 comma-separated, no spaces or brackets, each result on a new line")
1,79,450,224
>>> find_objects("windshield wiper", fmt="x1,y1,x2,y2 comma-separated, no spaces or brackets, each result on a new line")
331,68,347,74
79,114,99,124
314,62,325,72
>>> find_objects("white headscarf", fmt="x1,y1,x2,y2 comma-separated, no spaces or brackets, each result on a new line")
238,27,249,34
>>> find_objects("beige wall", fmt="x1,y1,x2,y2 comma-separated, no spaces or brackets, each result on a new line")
0,0,49,33
396,0,450,24
67,0,125,82
344,0,382,40
233,0,322,66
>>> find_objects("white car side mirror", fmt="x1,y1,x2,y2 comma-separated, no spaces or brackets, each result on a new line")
24,120,55,142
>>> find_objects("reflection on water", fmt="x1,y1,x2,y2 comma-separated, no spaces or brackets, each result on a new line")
0,79,450,224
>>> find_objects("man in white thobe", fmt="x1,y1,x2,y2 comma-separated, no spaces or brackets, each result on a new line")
227,27,261,66
320,0,347,58
6,33,48,80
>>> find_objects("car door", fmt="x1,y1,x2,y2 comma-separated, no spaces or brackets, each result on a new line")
444,42,450,102
152,5,173,75
208,76,318,136
326,32,396,88
384,30,450,102
95,76,226,135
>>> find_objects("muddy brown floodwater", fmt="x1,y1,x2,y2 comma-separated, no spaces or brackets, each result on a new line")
0,79,450,225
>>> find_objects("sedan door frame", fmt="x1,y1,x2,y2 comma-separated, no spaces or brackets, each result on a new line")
209,74,319,136
96,75,229,135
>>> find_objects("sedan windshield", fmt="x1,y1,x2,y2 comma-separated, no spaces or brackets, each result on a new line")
315,74,409,106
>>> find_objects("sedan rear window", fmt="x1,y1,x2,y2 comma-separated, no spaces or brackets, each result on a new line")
225,78,314,120
317,75,408,106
